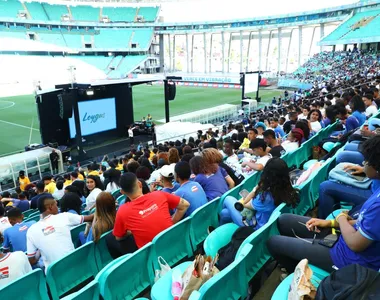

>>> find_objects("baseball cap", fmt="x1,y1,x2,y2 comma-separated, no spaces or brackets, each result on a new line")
160,164,175,178
254,122,267,130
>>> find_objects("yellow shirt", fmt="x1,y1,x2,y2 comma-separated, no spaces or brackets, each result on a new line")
116,164,123,171
19,177,30,191
88,170,100,176
45,182,56,194
64,179,72,187
78,173,84,180
239,138,251,150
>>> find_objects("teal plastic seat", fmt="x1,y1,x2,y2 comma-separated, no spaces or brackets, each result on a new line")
94,230,113,271
203,223,239,257
81,210,90,216
271,265,330,300
96,242,154,299
310,157,336,203
24,214,41,223
23,208,38,218
326,209,346,220
111,188,121,198
28,211,41,218
188,244,254,300
116,194,126,205
236,211,281,282
293,176,313,216
61,280,99,300
151,261,192,300
152,217,193,269
218,182,244,212
0,269,49,300
242,171,261,191
70,223,86,248
303,159,318,170
46,241,99,300
190,197,220,250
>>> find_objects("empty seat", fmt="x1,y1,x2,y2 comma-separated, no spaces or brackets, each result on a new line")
61,280,99,300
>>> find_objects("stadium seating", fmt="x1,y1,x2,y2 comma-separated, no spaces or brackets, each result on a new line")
61,280,99,300
74,55,113,71
42,3,69,21
138,7,159,22
0,0,23,19
203,223,239,257
24,2,49,21
0,30,27,39
70,223,86,248
38,32,67,47
94,29,133,48
70,5,100,22
94,230,114,271
102,7,136,22
108,55,147,78
131,29,154,50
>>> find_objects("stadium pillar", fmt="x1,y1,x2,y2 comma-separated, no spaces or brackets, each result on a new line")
308,27,316,56
285,29,293,74
298,26,302,67
265,30,272,71
246,31,253,72
159,34,165,73
221,31,225,73
186,33,190,73
204,32,207,73
209,34,213,73
240,30,243,73
173,35,176,72
278,28,282,74
227,33,232,73
191,34,195,72
168,35,172,71
320,24,325,52
258,30,262,71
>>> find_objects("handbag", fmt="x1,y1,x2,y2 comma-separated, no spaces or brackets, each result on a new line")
154,256,172,282
329,163,372,189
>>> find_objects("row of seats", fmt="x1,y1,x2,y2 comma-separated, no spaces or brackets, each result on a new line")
0,28,154,51
0,0,159,23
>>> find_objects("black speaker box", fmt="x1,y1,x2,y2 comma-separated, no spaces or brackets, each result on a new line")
58,91,74,119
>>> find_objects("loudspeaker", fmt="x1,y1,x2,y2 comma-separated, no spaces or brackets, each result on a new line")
166,82,176,101
58,91,74,119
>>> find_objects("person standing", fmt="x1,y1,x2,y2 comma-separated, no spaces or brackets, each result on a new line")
50,150,59,174
18,171,30,192
128,126,136,146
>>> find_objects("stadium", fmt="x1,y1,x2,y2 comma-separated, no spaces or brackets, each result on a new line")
1,0,380,298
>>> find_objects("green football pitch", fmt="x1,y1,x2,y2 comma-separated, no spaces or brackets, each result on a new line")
0,85,282,156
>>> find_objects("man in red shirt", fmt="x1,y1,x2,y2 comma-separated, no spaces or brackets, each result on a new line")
113,172,189,249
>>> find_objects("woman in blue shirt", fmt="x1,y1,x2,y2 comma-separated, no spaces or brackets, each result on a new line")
220,157,299,230
350,95,366,126
267,136,380,273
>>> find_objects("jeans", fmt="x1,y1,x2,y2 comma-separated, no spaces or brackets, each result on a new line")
318,180,371,219
336,150,364,166
267,214,334,273
219,196,244,227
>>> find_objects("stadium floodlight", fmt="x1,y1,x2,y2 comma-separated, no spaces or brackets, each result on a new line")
86,89,94,96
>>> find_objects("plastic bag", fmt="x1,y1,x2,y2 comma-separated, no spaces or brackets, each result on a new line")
154,256,172,282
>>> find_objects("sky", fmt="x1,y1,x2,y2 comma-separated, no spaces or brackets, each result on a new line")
160,0,358,22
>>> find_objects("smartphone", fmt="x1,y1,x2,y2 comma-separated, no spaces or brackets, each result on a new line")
318,234,338,248
239,189,249,199
348,170,366,181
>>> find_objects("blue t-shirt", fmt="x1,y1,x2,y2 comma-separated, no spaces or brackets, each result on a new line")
194,167,229,201
352,111,366,126
174,181,208,217
30,193,53,209
3,221,36,252
330,186,380,270
321,118,331,128
250,192,276,230
274,126,285,138
162,183,180,194
9,199,29,212
345,116,360,132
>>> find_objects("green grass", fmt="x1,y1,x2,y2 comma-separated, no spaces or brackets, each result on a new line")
0,85,281,156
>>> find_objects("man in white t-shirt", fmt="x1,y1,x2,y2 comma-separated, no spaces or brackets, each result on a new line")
223,139,239,166
26,195,93,270
128,126,136,145
0,204,11,235
0,251,32,288
241,139,271,171
363,94,378,118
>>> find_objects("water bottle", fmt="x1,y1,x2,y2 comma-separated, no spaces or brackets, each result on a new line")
171,268,183,300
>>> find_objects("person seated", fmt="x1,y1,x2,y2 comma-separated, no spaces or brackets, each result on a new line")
2,208,36,252
190,156,233,201
283,112,298,134
220,157,298,228
30,181,50,210
87,163,100,176
336,104,360,133
52,180,65,201
0,203,11,236
0,250,32,288
27,195,93,270
267,136,380,273
254,122,266,138
307,109,323,133
241,139,272,172
263,130,285,158
1,192,30,212
85,175,104,210
110,173,189,256
281,128,304,152
60,192,83,215
174,162,208,218
270,117,285,138
239,128,258,155
43,175,56,194
81,192,116,244
18,170,30,192
363,94,378,118
158,165,180,193
223,139,239,166
349,95,366,126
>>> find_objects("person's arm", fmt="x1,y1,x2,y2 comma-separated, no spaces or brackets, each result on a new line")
26,232,38,265
337,214,372,252
243,148,254,154
225,176,235,189
172,198,190,224
2,230,10,252
242,161,264,171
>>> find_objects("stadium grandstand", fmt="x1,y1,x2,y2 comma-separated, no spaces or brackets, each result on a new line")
1,0,380,299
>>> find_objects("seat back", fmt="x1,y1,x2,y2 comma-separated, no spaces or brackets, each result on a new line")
70,223,86,248
203,223,239,257
310,156,336,203
190,197,220,250
46,242,98,300
242,171,261,191
293,176,313,216
94,230,113,271
0,269,49,300
192,244,253,300
96,243,154,299
61,280,99,300
24,214,41,223
236,211,281,281
152,217,192,270
116,194,126,205
23,208,38,218
218,182,244,212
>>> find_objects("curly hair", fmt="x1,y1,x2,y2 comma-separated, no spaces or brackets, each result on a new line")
168,148,180,164
202,148,223,164
60,192,83,214
254,157,299,207
360,136,380,173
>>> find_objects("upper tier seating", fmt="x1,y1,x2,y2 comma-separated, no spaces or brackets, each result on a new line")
94,29,133,48
102,7,136,22
131,29,153,50
41,3,69,21
137,7,159,22
70,5,99,22
0,0,23,19
24,2,49,21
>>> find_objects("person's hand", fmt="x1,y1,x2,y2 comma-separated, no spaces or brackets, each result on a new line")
306,218,331,232
241,162,247,167
361,129,375,137
343,164,364,175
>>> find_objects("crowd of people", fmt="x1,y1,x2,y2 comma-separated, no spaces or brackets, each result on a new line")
1,49,380,297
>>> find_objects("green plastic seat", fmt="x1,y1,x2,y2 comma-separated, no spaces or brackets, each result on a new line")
116,194,126,205
94,230,113,271
111,188,121,198
81,210,90,216
151,217,193,270
293,176,313,216
23,208,38,218
310,156,336,203
24,214,41,223
28,211,41,218
0,269,49,300
271,265,330,300
203,223,239,257
46,241,99,300
189,197,220,250
236,211,281,282
326,209,346,221
70,223,86,248
61,280,99,300
188,243,253,300
96,243,154,299
242,171,261,191
218,182,244,212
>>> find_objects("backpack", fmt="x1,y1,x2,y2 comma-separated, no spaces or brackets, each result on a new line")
316,264,380,300
216,226,254,270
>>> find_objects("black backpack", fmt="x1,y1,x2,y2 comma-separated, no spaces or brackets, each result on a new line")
216,226,254,270
316,264,380,300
